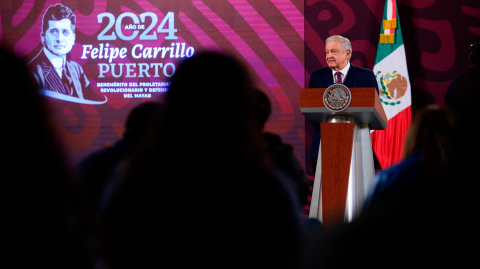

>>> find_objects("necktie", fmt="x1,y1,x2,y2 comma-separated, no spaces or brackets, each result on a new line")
335,71,343,84
62,66,75,97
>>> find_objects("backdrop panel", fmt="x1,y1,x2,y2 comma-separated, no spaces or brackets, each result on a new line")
0,0,305,166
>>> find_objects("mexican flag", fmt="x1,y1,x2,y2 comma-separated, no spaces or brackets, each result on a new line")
371,0,412,169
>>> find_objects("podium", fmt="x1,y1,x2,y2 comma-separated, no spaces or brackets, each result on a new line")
300,87,387,228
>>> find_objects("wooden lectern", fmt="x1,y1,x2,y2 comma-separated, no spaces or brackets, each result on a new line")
300,87,387,228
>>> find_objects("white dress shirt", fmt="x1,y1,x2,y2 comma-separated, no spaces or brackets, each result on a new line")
43,47,66,78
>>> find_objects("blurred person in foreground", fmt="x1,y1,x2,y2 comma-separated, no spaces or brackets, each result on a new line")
445,39,480,115
364,105,457,213
305,105,478,268
102,52,302,269
252,88,310,210
75,102,163,210
251,89,324,268
1,46,99,268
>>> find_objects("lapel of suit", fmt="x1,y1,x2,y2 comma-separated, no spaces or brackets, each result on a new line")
41,63,66,94
35,63,50,88
343,64,357,87
38,51,61,89
323,68,334,86
36,51,68,95
41,63,54,79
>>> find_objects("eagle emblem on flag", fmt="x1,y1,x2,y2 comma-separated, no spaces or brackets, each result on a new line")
375,70,408,106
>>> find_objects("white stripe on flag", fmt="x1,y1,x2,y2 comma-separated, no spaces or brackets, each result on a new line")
385,0,393,35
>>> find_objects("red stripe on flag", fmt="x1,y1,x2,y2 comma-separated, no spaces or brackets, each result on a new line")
392,0,397,19
371,106,411,169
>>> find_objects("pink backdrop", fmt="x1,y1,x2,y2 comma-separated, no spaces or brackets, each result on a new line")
0,0,306,167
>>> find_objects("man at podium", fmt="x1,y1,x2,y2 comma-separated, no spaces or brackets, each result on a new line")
308,35,379,172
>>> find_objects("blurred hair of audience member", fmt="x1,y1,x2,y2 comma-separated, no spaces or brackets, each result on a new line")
1,46,101,268
364,105,457,213
102,52,302,269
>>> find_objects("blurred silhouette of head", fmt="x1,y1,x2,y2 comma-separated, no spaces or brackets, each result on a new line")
252,88,271,131
162,52,260,160
124,101,163,140
104,52,302,269
1,46,94,268
404,105,457,166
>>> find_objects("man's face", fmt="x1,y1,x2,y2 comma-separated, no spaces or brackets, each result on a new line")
325,40,351,71
41,19,75,57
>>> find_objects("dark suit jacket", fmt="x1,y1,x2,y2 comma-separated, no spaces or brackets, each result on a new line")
308,64,379,157
445,63,480,116
27,50,100,101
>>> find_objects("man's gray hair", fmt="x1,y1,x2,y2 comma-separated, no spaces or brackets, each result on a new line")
325,35,352,59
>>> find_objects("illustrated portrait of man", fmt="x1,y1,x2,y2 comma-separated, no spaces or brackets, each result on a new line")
309,35,380,171
27,4,103,103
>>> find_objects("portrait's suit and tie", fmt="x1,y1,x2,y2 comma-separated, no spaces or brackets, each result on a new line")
28,49,99,101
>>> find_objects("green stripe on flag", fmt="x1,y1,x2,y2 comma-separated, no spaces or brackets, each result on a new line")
375,2,404,64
